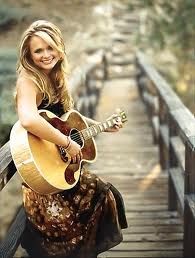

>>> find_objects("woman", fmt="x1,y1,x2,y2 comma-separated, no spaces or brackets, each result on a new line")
15,20,127,258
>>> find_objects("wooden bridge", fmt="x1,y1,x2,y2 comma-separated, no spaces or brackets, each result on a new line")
0,7,195,258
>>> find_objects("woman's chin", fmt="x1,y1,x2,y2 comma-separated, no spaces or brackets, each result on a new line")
40,63,57,73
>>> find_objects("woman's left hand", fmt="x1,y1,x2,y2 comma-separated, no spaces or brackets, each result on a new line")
104,115,123,133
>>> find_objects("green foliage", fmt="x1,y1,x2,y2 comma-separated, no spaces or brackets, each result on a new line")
0,5,27,30
0,124,12,146
128,0,195,113
0,48,17,61
129,0,195,57
0,47,17,144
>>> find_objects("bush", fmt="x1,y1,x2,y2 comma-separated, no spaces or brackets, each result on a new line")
0,5,27,30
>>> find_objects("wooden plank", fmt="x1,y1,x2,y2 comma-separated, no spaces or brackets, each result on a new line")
110,241,183,251
170,108,195,148
169,167,184,212
98,250,183,258
184,194,195,257
122,232,183,242
123,205,168,212
127,218,182,226
0,206,26,258
69,49,105,96
170,136,185,172
123,225,183,234
136,51,184,111
124,199,168,205
0,142,12,174
0,140,16,191
159,125,169,149
185,194,195,219
93,173,168,180
119,192,167,199
126,211,179,219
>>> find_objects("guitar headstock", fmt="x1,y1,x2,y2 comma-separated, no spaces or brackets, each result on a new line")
118,109,127,124
113,108,128,124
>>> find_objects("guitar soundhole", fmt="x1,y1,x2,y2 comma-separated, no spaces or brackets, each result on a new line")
64,129,83,185
70,129,83,147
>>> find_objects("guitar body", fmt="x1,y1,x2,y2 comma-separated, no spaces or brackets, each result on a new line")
10,110,97,195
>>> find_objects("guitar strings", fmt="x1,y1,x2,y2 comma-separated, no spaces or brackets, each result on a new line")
64,116,121,143
67,123,106,142
70,126,100,142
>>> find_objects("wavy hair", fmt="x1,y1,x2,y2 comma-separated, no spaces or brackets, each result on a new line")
17,20,73,111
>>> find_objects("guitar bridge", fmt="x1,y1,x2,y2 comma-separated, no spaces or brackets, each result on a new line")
58,146,69,162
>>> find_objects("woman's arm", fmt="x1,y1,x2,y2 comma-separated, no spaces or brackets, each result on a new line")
16,76,70,147
16,76,82,163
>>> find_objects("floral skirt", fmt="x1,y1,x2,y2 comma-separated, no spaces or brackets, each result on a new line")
21,168,127,258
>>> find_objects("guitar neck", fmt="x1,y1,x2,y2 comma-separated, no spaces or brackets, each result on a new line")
81,119,115,140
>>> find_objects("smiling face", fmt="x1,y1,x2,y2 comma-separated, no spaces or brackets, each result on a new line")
29,35,60,74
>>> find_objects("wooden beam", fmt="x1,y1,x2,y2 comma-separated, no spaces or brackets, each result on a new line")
0,206,26,258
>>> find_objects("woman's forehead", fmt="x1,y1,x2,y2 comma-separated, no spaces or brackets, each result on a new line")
29,35,49,49
29,35,48,46
31,31,56,48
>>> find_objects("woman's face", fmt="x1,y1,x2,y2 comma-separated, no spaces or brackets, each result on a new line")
29,35,60,74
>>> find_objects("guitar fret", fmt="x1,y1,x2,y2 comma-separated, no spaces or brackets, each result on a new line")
92,126,98,135
80,110,126,141
89,128,93,137
107,120,112,127
88,129,93,137
84,130,90,140
103,122,107,130
89,127,94,136
94,125,100,134
98,124,104,132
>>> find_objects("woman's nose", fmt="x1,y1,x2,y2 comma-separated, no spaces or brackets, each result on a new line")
43,50,50,58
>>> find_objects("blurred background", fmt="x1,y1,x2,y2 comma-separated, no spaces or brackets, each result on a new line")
0,0,194,147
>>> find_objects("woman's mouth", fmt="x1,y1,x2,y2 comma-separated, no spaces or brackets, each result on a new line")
42,58,54,65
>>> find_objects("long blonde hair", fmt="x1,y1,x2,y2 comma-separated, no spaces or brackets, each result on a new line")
17,20,73,111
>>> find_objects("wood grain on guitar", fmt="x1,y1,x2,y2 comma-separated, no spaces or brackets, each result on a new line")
10,109,127,194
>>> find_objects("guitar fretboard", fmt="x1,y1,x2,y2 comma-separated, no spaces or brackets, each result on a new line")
81,119,115,140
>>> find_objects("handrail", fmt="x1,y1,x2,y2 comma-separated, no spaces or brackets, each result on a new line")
136,51,184,111
136,50,195,258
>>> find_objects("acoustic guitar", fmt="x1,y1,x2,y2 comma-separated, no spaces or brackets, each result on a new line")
10,109,127,195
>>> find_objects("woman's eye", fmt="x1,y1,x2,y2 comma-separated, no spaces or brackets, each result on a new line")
34,49,42,53
48,46,53,50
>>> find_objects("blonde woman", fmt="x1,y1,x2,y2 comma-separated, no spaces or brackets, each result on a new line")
15,20,127,258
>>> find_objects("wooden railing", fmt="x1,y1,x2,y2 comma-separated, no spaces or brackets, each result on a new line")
0,49,107,258
136,51,195,258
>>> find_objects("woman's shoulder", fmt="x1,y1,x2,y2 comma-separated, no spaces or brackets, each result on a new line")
16,71,40,95
17,70,33,84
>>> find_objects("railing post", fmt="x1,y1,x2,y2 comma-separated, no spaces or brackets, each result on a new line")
168,114,178,211
158,95,169,170
102,53,108,81
135,62,159,144
184,139,195,258
85,55,106,118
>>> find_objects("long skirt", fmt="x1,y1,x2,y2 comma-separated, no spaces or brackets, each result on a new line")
20,168,128,258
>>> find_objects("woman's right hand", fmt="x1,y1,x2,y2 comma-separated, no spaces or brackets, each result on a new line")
65,138,83,164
